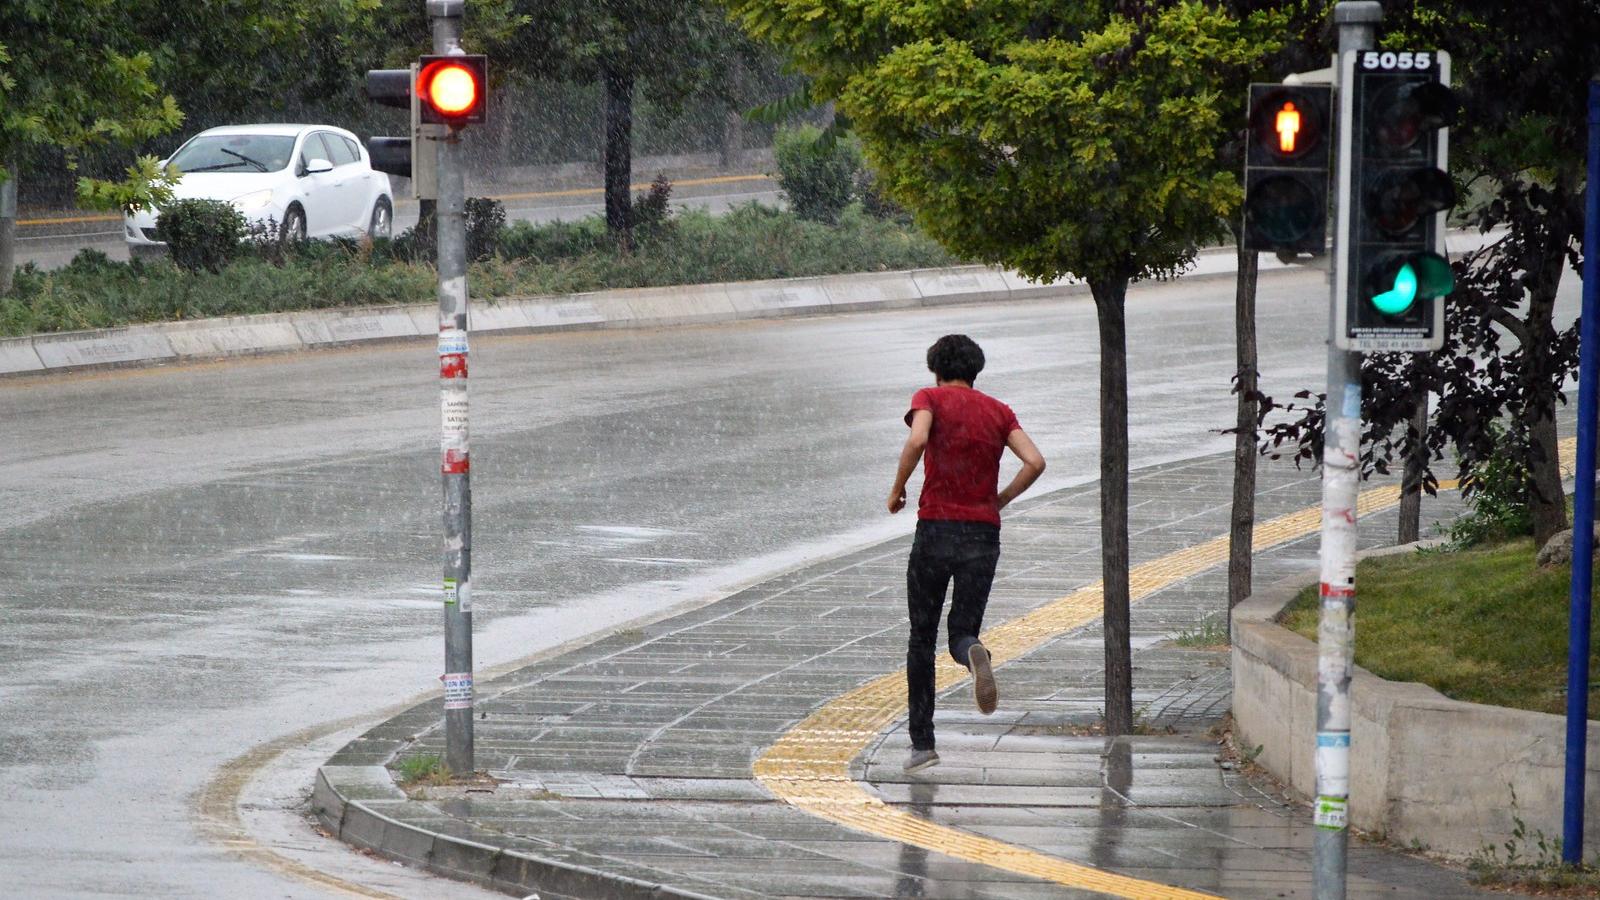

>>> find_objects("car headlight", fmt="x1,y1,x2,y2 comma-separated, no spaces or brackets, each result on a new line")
230,190,275,209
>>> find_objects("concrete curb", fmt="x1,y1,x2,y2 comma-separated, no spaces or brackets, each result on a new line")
1231,549,1600,858
312,766,722,900
0,245,1281,377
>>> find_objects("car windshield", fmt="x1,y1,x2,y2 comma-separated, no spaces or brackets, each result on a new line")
169,134,296,173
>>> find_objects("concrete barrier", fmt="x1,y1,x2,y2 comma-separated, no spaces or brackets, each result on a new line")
3,250,1264,377
1232,563,1600,857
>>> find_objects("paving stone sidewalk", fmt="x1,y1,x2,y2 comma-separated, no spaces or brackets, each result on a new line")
318,451,1517,899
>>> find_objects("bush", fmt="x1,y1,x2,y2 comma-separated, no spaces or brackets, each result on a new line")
773,126,862,224
1449,424,1535,549
465,197,506,261
632,173,674,239
854,168,910,223
155,198,247,273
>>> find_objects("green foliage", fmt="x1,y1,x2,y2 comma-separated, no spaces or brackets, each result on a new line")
1447,425,1535,550
75,155,178,214
1280,536,1600,717
725,0,1285,285
1172,614,1229,649
155,199,248,274
465,197,507,263
1,205,953,336
773,125,862,225
393,753,451,786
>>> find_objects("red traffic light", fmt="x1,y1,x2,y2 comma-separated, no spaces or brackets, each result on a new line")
1249,86,1325,161
418,55,487,126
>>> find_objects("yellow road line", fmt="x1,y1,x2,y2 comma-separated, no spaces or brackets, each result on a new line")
16,173,775,226
755,436,1578,899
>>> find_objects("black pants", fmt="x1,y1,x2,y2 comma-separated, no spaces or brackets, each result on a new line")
905,520,1001,750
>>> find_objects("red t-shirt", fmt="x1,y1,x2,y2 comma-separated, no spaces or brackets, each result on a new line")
905,385,1020,526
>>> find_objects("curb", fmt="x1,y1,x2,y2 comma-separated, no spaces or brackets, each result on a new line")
0,246,1282,378
312,766,722,900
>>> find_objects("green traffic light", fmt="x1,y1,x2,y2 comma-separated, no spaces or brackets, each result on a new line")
1371,263,1418,314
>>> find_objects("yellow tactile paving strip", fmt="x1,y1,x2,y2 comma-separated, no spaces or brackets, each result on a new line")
755,438,1577,899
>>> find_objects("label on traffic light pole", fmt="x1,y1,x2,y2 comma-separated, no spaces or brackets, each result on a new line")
1243,84,1333,254
1334,50,1455,352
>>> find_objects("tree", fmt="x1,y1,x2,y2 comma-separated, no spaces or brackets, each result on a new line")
1254,1,1600,552
0,1,184,293
727,0,1281,733
509,0,755,248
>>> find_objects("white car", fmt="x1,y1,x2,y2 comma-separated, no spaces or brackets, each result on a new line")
125,124,393,253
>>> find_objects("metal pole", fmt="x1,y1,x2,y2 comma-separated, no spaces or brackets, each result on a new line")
430,0,473,776
1314,4,1380,897
1562,77,1600,865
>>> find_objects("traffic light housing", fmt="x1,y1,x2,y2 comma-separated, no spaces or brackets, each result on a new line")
364,63,438,199
1243,83,1332,254
418,55,487,126
1335,50,1456,351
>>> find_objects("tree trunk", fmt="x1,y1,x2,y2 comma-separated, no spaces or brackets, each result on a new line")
415,198,437,264
719,60,745,171
1228,242,1259,614
1091,277,1134,736
1521,210,1573,548
1398,380,1428,545
0,162,16,296
602,65,635,251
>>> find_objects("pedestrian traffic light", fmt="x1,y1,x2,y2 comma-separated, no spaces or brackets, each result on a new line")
417,55,487,126
1243,84,1332,254
1335,50,1456,352
364,63,438,200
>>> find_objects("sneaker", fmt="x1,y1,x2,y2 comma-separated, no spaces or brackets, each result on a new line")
969,643,997,715
903,748,940,773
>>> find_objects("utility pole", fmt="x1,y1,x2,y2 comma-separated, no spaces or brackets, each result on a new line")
431,0,474,777
1314,4,1380,896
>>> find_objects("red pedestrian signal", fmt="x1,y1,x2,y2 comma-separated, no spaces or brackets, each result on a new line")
418,55,487,126
1243,84,1332,254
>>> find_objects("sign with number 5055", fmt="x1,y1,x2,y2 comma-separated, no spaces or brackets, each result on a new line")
1360,50,1434,71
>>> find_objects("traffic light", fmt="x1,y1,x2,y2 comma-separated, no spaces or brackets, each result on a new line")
364,63,438,199
1243,83,1332,254
1335,50,1456,352
417,55,487,126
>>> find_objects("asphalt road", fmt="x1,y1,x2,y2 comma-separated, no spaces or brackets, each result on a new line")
14,176,782,270
0,265,1574,897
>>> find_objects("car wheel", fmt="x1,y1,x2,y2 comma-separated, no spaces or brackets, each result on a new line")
280,205,307,245
369,197,393,240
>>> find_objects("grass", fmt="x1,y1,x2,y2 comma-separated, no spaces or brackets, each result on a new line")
0,202,957,337
1279,537,1600,717
392,753,452,787
1172,613,1230,650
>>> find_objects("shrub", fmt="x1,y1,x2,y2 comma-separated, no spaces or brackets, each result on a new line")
1449,424,1535,549
855,168,910,223
772,125,861,224
155,198,247,273
498,217,607,262
632,173,674,239
465,197,506,261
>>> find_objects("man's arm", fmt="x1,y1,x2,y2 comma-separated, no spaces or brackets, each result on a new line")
888,408,932,514
997,428,1046,511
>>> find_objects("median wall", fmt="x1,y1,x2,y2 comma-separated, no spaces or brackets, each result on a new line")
1232,565,1600,858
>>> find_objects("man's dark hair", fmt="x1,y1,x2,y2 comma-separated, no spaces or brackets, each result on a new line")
926,334,985,384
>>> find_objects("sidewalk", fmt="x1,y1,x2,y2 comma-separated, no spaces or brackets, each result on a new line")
315,449,1516,899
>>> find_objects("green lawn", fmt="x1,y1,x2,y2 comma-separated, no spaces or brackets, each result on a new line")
1280,539,1600,717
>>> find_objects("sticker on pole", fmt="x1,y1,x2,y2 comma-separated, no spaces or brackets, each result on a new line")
438,329,469,356
1314,795,1348,830
1315,731,1351,796
442,671,473,710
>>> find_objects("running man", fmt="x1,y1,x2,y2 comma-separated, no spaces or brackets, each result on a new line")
888,334,1046,773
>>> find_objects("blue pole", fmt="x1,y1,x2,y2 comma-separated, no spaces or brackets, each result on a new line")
1563,78,1600,866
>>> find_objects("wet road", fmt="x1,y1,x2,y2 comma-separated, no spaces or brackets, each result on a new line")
0,267,1375,896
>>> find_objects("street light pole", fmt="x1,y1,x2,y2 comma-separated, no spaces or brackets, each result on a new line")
429,0,474,777
1314,4,1380,898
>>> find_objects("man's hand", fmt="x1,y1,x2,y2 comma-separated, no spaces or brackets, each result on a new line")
888,486,907,514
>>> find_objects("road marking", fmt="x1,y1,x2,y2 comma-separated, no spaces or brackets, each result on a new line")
753,435,1582,899
16,173,776,227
